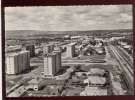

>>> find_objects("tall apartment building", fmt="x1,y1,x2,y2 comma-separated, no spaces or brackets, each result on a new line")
43,52,61,78
53,51,61,73
66,43,76,57
6,50,30,75
43,44,54,54
43,53,56,77
23,44,35,57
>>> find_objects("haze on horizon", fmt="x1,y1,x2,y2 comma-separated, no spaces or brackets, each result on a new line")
5,5,133,31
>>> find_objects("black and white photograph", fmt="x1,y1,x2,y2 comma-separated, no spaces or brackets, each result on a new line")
4,5,133,97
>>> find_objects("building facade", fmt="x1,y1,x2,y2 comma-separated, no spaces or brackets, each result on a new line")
43,51,61,77
24,45,35,57
43,53,56,77
6,51,30,74
66,43,75,57
53,51,61,73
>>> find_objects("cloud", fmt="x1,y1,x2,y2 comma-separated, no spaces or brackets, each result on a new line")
118,13,132,23
5,5,133,31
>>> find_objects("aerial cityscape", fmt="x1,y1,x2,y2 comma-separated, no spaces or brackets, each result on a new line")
5,5,133,97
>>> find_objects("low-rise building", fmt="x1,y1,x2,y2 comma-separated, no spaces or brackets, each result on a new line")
80,86,107,96
5,45,22,53
43,44,54,54
28,78,44,91
7,86,27,97
88,68,105,76
89,76,106,85
83,76,106,86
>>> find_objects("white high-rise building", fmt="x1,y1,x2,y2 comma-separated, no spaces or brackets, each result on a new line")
6,50,30,75
66,43,76,57
43,53,56,77
43,51,61,77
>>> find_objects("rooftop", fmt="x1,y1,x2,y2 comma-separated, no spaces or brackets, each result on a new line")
42,43,54,46
88,68,105,76
84,76,106,85
80,86,107,96
7,86,26,97
5,45,22,52
67,43,76,46
6,50,30,57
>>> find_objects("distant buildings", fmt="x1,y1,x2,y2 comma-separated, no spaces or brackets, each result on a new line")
23,45,35,57
6,44,35,57
54,45,62,52
5,45,22,53
43,44,54,54
66,43,76,58
71,36,82,39
6,51,30,75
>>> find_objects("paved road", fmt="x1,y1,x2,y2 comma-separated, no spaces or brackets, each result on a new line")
109,45,133,92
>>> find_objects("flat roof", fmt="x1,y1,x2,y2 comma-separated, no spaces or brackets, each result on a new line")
84,76,106,85
6,50,29,57
89,68,105,75
81,86,107,96
42,43,54,46
5,45,22,52
67,43,76,46
7,86,26,97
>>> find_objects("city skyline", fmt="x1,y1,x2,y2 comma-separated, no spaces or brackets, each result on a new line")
5,5,132,31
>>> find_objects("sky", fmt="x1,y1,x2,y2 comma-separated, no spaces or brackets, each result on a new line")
5,5,133,31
